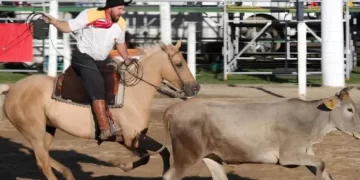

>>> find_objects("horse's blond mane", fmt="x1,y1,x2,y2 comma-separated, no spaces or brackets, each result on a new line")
135,43,164,57
108,42,171,71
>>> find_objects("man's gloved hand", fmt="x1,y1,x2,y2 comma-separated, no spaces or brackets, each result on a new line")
42,13,57,25
124,57,137,66
124,57,131,66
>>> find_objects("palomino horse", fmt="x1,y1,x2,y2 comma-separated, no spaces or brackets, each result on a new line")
0,40,200,180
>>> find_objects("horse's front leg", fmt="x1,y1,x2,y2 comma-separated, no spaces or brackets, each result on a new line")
110,147,149,172
110,131,171,175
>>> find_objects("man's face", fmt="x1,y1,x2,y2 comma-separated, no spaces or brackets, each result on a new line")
109,5,125,22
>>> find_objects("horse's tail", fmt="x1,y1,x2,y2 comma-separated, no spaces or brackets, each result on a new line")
0,84,10,121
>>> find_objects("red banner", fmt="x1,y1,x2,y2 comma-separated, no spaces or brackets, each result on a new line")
0,23,33,62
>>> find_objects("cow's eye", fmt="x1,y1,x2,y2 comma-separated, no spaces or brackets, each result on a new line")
347,108,353,113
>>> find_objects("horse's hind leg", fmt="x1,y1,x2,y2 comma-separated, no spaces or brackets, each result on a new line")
44,126,75,180
17,124,58,180
11,119,71,180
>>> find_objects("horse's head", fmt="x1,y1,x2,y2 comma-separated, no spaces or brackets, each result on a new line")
158,40,200,97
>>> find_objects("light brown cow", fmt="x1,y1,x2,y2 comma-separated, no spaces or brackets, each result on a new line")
162,87,360,180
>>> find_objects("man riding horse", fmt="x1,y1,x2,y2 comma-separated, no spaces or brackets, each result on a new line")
43,0,133,141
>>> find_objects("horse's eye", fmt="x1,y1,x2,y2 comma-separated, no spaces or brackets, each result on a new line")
347,108,353,113
176,63,182,67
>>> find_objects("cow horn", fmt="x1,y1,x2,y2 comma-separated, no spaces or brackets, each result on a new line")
339,86,354,98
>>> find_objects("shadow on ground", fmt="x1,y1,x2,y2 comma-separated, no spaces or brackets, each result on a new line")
0,137,255,180
90,174,256,180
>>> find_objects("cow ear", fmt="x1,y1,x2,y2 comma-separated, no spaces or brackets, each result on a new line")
324,98,339,110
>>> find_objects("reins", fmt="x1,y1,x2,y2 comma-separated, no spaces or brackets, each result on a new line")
113,46,187,98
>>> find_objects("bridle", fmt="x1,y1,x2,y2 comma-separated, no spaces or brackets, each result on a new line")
115,43,189,98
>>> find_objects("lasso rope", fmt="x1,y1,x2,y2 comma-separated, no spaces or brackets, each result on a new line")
114,60,186,99
115,59,143,87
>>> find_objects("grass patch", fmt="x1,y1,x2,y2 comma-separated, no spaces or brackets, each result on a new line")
0,72,34,83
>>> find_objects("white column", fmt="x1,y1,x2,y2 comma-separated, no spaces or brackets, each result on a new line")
297,22,307,97
63,33,70,72
223,2,228,80
62,12,71,72
321,0,345,87
345,0,351,80
187,22,196,79
160,2,172,44
48,0,58,77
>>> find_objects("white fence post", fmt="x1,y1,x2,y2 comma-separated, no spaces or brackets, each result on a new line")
321,0,345,87
298,21,307,98
62,12,71,72
297,0,306,98
160,2,172,44
187,22,196,79
48,0,58,77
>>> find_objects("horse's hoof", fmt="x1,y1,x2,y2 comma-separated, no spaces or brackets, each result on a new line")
109,159,133,172
118,162,133,172
63,168,75,180
65,176,75,180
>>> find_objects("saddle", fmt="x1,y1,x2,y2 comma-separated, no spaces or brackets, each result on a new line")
52,61,125,108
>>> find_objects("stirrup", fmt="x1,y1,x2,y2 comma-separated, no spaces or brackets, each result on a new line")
96,108,123,145
97,121,123,145
106,109,122,137
109,117,117,135
97,129,123,145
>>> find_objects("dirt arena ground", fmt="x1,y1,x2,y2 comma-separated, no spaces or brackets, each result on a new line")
1,84,360,180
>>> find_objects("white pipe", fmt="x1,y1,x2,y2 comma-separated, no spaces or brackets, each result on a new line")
298,21,307,97
345,0,351,80
48,0,58,77
62,12,71,72
235,26,239,54
223,0,228,80
63,33,70,72
321,0,345,87
228,23,235,71
187,22,196,79
160,2,172,44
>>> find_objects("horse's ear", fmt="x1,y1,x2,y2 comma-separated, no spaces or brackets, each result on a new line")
159,41,167,51
175,39,182,50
